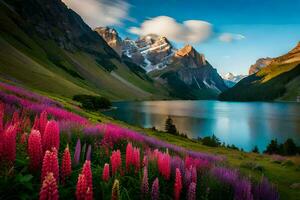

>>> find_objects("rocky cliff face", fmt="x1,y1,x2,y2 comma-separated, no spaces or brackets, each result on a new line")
249,58,272,75
151,45,228,99
94,27,122,56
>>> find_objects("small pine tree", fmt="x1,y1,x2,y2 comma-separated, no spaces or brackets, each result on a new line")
264,139,279,154
252,145,259,153
283,138,297,155
165,116,178,135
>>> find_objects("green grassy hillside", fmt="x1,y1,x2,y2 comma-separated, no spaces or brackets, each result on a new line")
219,43,300,102
0,0,168,100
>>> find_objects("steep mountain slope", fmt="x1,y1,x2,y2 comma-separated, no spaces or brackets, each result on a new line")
150,45,228,99
0,0,167,100
219,42,300,101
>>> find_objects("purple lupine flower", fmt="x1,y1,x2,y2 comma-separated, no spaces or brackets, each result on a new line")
187,182,196,200
191,166,197,184
86,144,92,161
234,179,253,200
253,178,279,200
151,178,159,200
74,139,81,165
184,167,192,189
141,166,149,199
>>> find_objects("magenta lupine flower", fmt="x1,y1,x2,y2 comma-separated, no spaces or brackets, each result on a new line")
126,143,133,171
43,120,60,152
86,144,92,161
191,166,197,184
110,150,122,175
39,111,48,136
141,167,149,198
74,139,81,165
187,182,196,200
142,155,148,167
102,163,110,182
184,167,192,189
151,178,159,200
4,125,17,163
157,152,171,180
174,168,182,200
133,147,140,173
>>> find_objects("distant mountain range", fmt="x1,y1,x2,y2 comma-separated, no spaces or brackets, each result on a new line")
219,42,300,101
222,73,247,87
96,27,227,99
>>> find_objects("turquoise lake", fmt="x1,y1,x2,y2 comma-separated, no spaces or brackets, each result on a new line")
102,100,300,151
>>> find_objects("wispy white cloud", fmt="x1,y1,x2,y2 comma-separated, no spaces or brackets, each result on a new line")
129,16,212,44
219,33,246,43
62,0,132,28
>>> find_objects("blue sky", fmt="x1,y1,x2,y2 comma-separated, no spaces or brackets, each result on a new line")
63,0,300,75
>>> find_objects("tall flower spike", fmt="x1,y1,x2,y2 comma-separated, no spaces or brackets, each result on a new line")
76,174,87,200
191,166,197,184
151,178,159,200
110,150,122,175
39,172,59,200
174,168,183,200
43,120,59,152
61,145,72,184
28,130,43,170
74,139,81,165
41,148,59,183
86,144,91,161
111,179,120,200
187,182,196,200
33,115,40,130
4,125,17,163
82,160,93,197
102,163,110,182
133,147,140,173
126,143,133,172
141,167,149,199
0,102,4,132
39,111,48,137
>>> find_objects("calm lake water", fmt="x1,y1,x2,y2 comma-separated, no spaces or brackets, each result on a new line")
102,100,300,151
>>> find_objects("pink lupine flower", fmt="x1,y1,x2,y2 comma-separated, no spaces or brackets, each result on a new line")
110,150,122,175
126,143,133,171
187,182,196,200
61,145,72,184
41,148,59,183
33,115,40,130
28,130,43,170
4,125,17,163
39,172,59,200
85,187,93,200
82,160,93,197
11,111,19,125
102,163,110,182
43,120,59,152
151,178,159,200
0,102,4,132
174,168,182,200
133,147,140,173
76,174,87,200
191,166,197,184
157,152,171,180
39,111,48,136
185,167,192,189
142,155,148,167
141,167,149,199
